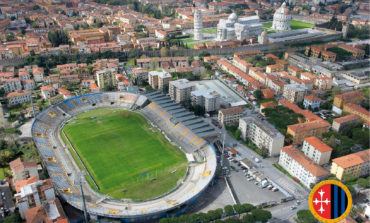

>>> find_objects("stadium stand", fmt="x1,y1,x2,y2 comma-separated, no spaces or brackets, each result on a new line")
32,92,217,222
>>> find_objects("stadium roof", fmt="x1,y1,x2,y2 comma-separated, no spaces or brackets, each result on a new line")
146,91,218,138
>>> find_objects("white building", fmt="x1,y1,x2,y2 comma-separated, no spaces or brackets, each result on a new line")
22,80,35,91
194,9,203,40
15,179,55,219
279,145,330,188
169,79,195,103
216,13,262,41
271,2,292,31
302,136,333,165
239,116,285,157
191,89,220,112
283,84,307,103
3,78,22,93
40,85,55,99
32,67,44,82
6,90,31,106
148,71,172,91
132,67,148,82
218,106,243,126
303,95,321,110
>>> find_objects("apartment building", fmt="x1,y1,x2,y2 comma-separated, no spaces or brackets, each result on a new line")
239,116,285,156
191,89,220,112
330,149,369,181
24,198,67,223
279,145,330,188
233,56,252,73
15,179,55,219
3,77,22,93
96,68,118,90
22,80,35,91
282,84,307,103
287,120,331,145
343,103,370,123
40,85,55,99
9,158,39,186
32,67,44,82
303,95,321,110
333,90,363,113
218,106,243,126
314,75,332,90
6,90,31,106
302,136,333,165
148,71,172,91
169,79,195,103
132,67,148,82
332,114,362,132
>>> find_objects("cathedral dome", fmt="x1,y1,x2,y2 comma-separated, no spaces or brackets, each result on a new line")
228,13,238,22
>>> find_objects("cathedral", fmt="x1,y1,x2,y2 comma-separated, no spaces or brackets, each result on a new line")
216,13,262,41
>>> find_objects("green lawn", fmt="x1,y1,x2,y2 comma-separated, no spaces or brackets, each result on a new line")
262,20,313,31
257,98,278,105
203,28,217,34
263,22,272,29
290,20,314,30
0,167,9,179
62,109,187,200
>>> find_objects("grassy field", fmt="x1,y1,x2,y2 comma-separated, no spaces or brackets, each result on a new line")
290,20,314,29
262,20,313,30
62,109,187,200
203,28,217,34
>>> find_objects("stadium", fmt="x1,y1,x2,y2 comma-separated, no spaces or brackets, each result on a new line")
31,91,219,222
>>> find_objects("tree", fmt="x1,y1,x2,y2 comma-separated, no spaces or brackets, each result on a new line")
235,129,242,140
251,209,272,223
194,104,205,116
331,86,341,97
242,214,254,223
327,135,336,148
357,177,370,188
223,218,241,223
199,51,211,57
296,209,317,223
253,90,262,100
343,174,356,183
242,203,255,213
224,205,235,216
6,33,15,42
160,47,168,57
32,5,40,10
3,211,21,223
48,30,70,47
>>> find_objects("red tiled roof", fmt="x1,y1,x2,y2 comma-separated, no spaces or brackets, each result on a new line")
304,95,321,102
9,158,37,174
304,136,333,153
288,120,330,133
219,106,243,115
336,91,363,100
332,149,369,169
344,103,370,117
14,176,38,193
282,145,330,177
333,114,361,124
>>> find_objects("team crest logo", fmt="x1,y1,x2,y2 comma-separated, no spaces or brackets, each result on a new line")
309,180,352,223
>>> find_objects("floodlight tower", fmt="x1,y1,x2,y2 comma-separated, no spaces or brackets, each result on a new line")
75,172,89,223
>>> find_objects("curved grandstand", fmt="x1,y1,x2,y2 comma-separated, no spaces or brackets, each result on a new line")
31,92,218,221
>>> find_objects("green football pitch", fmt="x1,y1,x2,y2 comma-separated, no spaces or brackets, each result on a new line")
62,108,187,200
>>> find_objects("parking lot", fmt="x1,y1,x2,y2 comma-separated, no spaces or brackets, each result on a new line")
0,181,15,220
222,155,285,205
